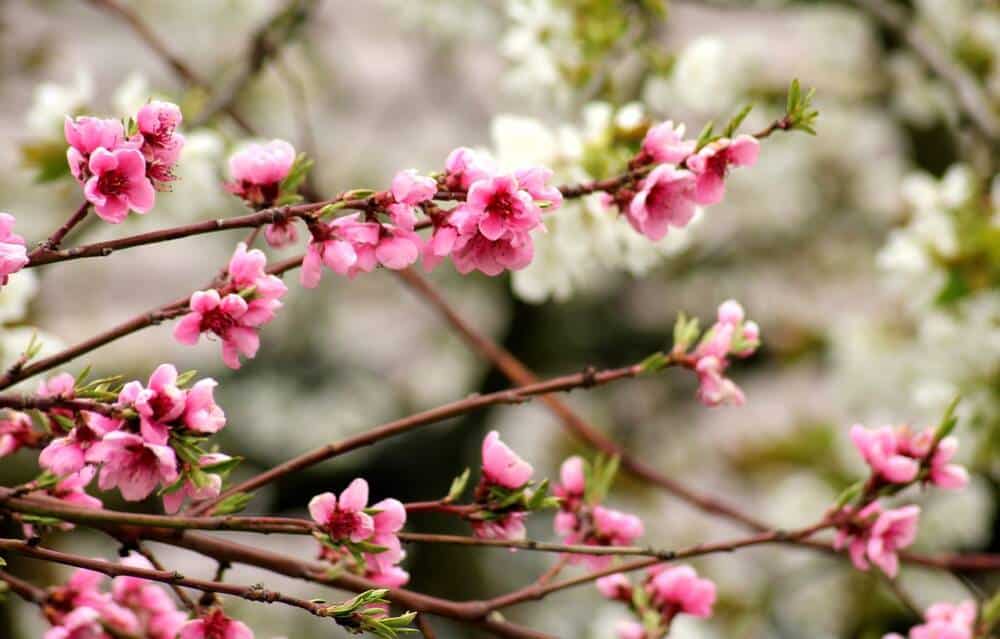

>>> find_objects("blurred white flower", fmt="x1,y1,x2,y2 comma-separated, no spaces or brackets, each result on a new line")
112,72,151,118
0,270,38,325
671,37,745,113
26,70,94,138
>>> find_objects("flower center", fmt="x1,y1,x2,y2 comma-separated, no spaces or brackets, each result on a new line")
97,170,129,197
200,308,236,337
486,191,518,219
326,508,362,540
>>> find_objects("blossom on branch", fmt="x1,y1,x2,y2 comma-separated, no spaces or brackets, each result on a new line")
224,139,296,208
685,134,760,205
0,213,28,286
884,600,977,639
834,502,921,578
180,609,254,639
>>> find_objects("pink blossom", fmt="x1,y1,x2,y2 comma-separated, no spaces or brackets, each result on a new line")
685,134,760,205
593,505,645,545
366,565,410,588
226,242,287,326
647,564,717,619
86,431,178,501
391,169,437,205
626,165,697,241
374,225,422,270
64,116,126,183
38,371,77,401
300,213,380,286
596,573,632,600
850,425,921,485
463,174,542,241
481,430,533,489
926,437,969,489
443,147,497,191
514,167,563,209
137,100,184,186
48,466,102,510
554,455,586,506
162,452,229,513
44,606,104,639
688,300,759,407
225,140,296,207
640,120,696,164
836,503,920,578
0,213,28,285
366,498,407,572
180,609,254,639
121,363,186,444
0,411,37,457
40,412,121,476
263,219,299,248
471,512,527,541
184,378,226,434
173,289,260,369
83,147,156,223
421,221,459,272
309,478,375,543
449,227,534,276
694,356,745,407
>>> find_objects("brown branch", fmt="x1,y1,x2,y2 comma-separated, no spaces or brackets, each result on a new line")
131,543,200,612
193,362,647,514
29,201,90,257
0,394,118,416
0,568,47,604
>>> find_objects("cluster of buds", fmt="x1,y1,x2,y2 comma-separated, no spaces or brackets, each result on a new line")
43,557,188,639
309,478,410,587
597,565,717,639
850,423,968,490
65,100,184,223
174,242,288,369
463,431,558,540
23,365,231,512
552,455,644,569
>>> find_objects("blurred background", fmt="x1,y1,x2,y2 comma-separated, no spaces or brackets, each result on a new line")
0,0,998,637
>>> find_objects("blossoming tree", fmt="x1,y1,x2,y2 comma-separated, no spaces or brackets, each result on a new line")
0,2,998,639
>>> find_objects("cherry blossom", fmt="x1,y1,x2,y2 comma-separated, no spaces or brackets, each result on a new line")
685,134,760,205
309,478,376,543
0,213,29,285
481,430,533,489
173,289,260,369
225,139,296,207
180,609,255,639
626,165,697,241
85,431,179,501
83,147,156,223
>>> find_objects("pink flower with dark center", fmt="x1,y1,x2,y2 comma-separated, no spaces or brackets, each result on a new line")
685,134,760,205
626,165,697,241
0,213,28,285
180,609,254,639
481,430,533,489
227,242,287,326
86,431,178,501
464,174,542,241
173,289,260,370
443,147,497,191
0,411,38,457
84,147,156,223
163,453,228,514
64,116,127,183
449,228,534,276
183,379,226,434
640,120,696,165
647,564,717,619
300,213,380,286
137,101,184,164
225,140,296,207
309,478,375,543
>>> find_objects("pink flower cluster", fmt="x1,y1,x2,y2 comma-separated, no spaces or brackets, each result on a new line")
174,242,287,369
0,409,42,457
834,502,921,578
470,430,535,541
65,101,184,223
885,600,977,639
553,456,644,569
850,424,968,489
0,212,28,285
225,139,296,210
689,300,760,407
310,478,409,587
37,365,227,509
622,122,759,241
44,560,187,639
598,565,717,638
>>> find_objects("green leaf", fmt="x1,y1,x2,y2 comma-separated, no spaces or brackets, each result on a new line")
723,104,753,138
200,456,242,477
74,365,93,388
981,589,1000,631
638,352,669,374
0,555,6,567
447,468,470,502
278,153,314,198
51,414,77,434
174,369,198,388
527,478,551,510
213,492,253,515
833,479,864,509
21,514,65,526
786,78,801,114
694,121,715,151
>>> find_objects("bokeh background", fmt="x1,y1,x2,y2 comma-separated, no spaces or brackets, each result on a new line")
0,1,998,637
